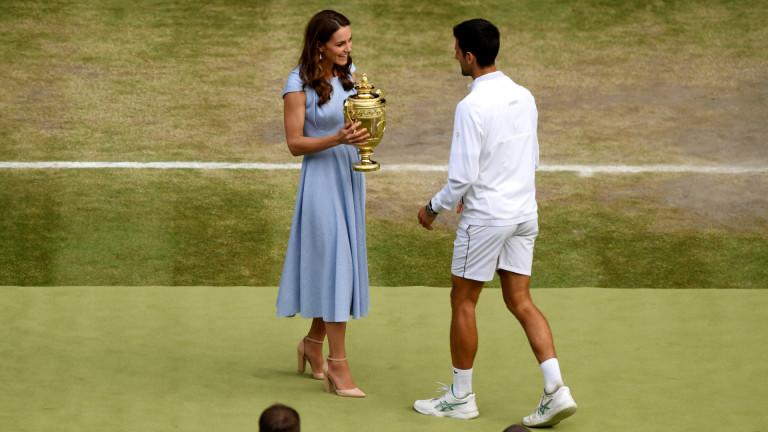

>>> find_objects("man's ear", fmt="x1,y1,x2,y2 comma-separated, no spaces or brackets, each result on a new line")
465,51,476,65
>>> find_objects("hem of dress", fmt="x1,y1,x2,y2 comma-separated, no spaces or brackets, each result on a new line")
276,312,369,322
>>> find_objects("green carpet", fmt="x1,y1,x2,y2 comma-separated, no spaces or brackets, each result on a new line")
1,287,765,431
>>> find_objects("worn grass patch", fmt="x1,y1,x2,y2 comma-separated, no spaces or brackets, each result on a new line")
2,0,766,163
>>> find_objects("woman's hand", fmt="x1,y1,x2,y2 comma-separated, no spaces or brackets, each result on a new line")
284,92,372,156
338,121,370,146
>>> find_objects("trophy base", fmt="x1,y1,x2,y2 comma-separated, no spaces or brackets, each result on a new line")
352,160,380,172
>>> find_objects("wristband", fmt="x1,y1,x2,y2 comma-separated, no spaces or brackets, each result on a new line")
425,200,439,217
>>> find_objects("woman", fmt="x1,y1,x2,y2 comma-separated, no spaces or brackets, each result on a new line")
277,10,371,398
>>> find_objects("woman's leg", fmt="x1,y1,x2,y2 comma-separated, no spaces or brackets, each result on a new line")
324,321,358,390
302,318,326,375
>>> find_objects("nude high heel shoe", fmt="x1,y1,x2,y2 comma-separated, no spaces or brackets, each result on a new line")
323,357,366,398
297,337,324,380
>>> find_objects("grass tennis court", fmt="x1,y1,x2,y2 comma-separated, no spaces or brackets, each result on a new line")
2,169,767,288
2,0,767,431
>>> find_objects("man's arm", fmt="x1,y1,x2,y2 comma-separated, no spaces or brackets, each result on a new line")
417,101,480,230
432,101,482,212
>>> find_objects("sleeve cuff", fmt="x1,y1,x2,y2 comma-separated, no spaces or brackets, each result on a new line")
427,199,440,216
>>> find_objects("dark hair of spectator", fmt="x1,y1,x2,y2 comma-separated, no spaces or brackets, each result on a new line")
259,403,300,432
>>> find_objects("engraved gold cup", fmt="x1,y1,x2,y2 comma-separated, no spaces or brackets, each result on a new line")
344,73,386,172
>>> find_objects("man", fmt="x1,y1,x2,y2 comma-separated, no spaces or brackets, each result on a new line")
413,19,577,428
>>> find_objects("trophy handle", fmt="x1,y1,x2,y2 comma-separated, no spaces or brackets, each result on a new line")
344,99,356,123
377,118,387,136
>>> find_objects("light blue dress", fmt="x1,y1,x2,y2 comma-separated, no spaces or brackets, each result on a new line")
276,65,369,322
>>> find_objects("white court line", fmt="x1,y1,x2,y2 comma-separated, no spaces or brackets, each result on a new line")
0,161,303,170
538,164,768,176
0,161,766,176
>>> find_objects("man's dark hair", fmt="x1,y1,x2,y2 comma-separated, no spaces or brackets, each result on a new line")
259,403,300,432
453,19,500,67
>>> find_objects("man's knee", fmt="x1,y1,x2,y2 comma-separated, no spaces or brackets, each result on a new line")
450,275,484,307
506,297,535,317
450,287,478,309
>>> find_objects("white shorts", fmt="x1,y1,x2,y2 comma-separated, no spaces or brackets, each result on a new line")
451,219,539,282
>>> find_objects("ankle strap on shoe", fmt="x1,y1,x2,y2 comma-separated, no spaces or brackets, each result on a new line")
304,336,323,344
326,356,347,362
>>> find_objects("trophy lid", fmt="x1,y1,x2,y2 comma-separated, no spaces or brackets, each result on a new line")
354,73,376,99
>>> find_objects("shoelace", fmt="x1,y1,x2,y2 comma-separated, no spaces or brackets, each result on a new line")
535,393,553,416
431,382,451,400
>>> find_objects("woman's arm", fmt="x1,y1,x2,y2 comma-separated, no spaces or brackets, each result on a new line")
283,91,370,157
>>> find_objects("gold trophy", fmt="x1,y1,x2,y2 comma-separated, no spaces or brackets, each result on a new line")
344,73,386,172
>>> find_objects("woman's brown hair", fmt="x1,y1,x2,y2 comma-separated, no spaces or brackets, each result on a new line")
298,10,355,106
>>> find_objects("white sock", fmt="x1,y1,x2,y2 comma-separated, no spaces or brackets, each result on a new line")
540,358,564,394
452,367,473,398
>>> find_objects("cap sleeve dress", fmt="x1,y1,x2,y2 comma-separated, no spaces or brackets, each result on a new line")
276,65,369,322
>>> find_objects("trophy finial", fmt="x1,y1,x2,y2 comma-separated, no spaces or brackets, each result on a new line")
359,73,372,89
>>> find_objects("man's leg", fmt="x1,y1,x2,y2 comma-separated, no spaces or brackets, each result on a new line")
498,270,555,363
499,269,577,427
450,274,485,370
413,274,483,419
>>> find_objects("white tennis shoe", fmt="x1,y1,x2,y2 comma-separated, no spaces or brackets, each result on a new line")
413,383,479,419
522,385,578,427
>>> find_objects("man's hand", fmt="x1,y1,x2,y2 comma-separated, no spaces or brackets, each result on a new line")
417,206,437,230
